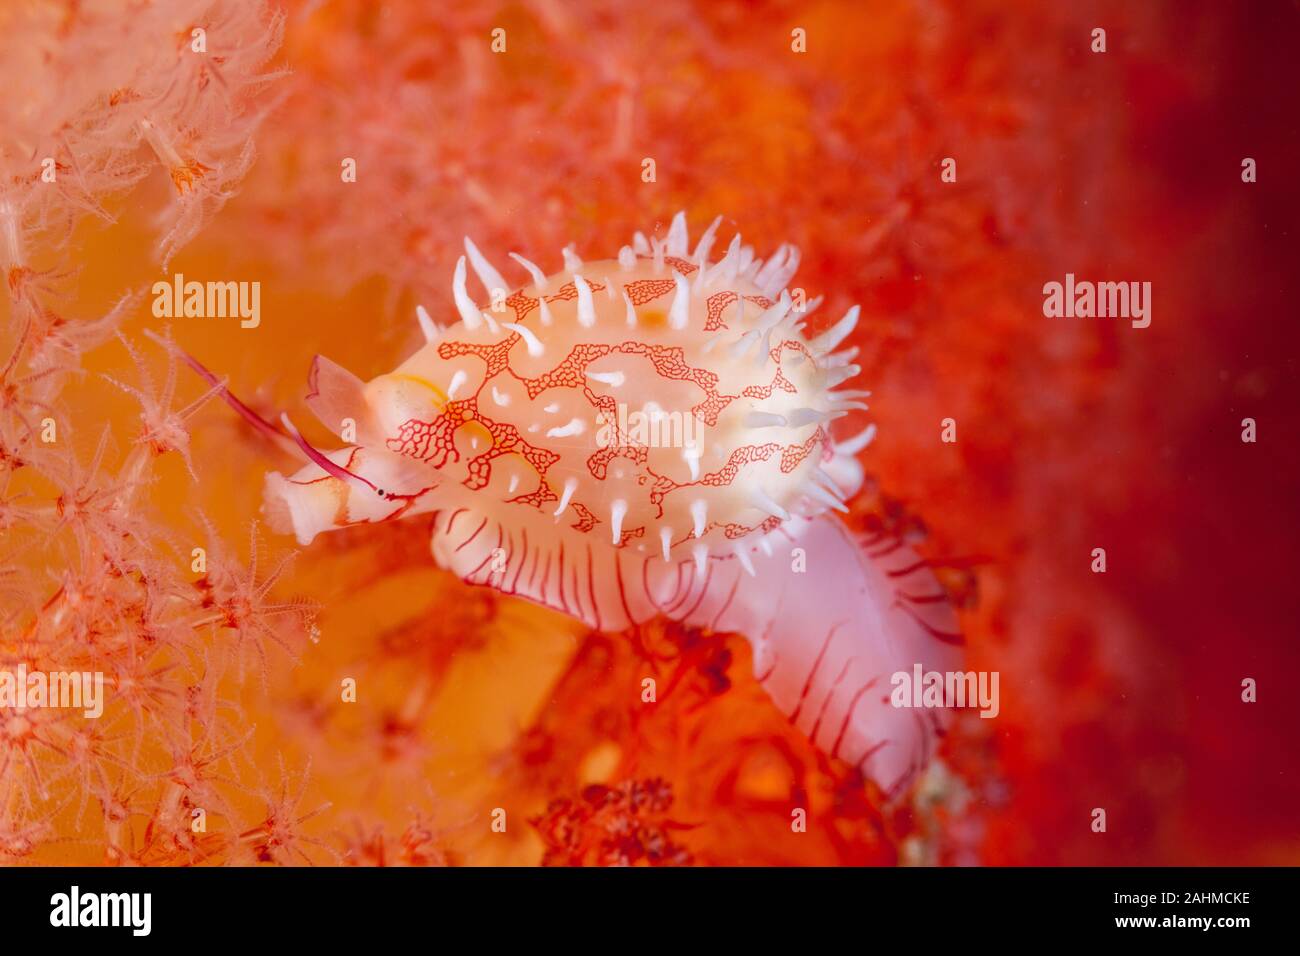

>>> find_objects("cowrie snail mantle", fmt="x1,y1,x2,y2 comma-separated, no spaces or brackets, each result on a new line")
263,212,963,798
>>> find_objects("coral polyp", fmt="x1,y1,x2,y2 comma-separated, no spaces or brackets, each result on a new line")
264,213,962,795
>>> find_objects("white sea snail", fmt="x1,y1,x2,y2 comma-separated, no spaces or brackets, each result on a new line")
263,212,963,798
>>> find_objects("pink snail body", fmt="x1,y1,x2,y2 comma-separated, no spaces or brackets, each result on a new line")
264,213,962,796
